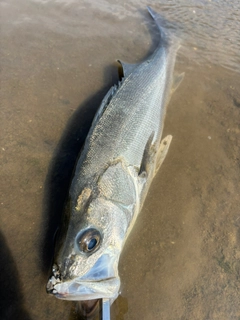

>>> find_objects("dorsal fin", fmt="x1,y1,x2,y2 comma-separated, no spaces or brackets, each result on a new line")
117,60,140,78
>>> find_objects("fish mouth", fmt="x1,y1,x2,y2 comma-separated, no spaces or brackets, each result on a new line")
47,254,120,301
47,276,120,301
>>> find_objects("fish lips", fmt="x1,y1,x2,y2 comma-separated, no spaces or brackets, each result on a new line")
47,276,120,301
47,253,120,301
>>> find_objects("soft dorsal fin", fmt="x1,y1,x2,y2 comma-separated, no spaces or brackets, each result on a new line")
117,60,140,78
138,134,172,180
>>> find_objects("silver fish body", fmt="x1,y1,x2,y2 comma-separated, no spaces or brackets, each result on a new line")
47,7,182,302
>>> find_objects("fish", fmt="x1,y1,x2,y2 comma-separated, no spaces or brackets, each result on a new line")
46,6,183,303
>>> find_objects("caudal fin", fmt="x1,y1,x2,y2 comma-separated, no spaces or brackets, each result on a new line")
147,6,178,47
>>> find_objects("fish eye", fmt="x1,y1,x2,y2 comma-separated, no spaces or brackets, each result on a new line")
76,228,102,254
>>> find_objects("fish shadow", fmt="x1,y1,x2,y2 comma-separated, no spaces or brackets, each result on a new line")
0,230,32,320
40,64,119,275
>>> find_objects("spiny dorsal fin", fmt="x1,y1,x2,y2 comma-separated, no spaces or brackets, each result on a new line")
91,85,117,126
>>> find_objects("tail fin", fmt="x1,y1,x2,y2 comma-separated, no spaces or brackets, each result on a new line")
147,6,160,22
147,6,177,46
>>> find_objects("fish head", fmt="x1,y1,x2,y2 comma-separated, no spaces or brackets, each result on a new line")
47,194,129,302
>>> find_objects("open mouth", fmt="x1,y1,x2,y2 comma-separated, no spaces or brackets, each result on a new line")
47,263,120,301
47,254,120,301
47,275,120,301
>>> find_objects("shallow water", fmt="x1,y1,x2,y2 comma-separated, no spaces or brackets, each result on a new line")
0,0,240,319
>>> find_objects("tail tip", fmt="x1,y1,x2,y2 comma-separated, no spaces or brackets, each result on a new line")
147,6,155,18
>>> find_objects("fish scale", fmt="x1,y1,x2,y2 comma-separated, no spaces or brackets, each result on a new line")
77,55,168,186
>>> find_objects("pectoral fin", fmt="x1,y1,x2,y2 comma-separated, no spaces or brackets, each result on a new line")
138,132,156,178
92,85,117,125
154,135,172,176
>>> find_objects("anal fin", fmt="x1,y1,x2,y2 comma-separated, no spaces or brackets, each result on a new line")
171,72,185,95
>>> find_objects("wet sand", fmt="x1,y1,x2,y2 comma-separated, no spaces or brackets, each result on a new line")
0,1,240,319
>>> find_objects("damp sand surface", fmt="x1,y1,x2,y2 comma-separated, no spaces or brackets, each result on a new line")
0,1,240,319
